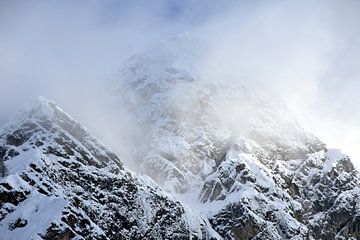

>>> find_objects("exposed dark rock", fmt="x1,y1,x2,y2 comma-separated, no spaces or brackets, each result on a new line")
8,218,28,230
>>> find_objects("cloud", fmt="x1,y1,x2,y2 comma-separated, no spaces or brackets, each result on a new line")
0,0,191,122
193,0,360,164
0,0,359,166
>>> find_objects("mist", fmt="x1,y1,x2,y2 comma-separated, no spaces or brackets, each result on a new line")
196,0,360,164
1,0,359,168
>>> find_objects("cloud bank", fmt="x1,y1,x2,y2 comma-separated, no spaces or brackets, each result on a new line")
0,0,359,165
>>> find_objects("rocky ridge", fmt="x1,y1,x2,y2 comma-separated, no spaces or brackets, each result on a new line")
0,97,214,239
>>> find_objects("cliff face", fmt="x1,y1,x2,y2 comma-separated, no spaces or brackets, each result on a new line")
202,140,360,239
0,98,213,239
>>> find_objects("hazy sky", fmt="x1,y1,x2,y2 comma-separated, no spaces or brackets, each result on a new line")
0,0,359,165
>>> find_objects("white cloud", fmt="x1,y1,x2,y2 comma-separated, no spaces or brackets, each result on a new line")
0,0,359,165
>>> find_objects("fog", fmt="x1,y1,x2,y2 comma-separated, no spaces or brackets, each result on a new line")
1,1,359,167
196,0,360,164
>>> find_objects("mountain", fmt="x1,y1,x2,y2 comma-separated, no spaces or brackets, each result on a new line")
0,97,215,239
111,33,238,193
110,32,324,194
2,33,360,239
109,33,360,239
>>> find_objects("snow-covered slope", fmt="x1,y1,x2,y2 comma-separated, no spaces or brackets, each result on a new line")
110,33,222,193
109,33,360,239
200,139,360,239
0,97,214,239
111,33,321,192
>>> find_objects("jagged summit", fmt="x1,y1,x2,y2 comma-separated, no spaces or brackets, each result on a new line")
111,33,324,194
2,96,70,130
0,97,214,239
0,96,124,174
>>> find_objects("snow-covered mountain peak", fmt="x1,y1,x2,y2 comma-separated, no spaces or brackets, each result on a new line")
0,98,216,239
143,31,207,73
96,35,360,238
0,96,125,176
1,96,78,139
116,32,207,89
110,33,325,194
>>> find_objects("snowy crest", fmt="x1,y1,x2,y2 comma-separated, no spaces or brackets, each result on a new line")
110,33,323,193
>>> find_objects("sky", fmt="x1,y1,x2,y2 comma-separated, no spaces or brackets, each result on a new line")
0,0,359,166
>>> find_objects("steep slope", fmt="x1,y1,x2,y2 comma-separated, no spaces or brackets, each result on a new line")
111,32,224,193
201,139,360,239
0,97,214,239
111,33,323,193
110,33,360,239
